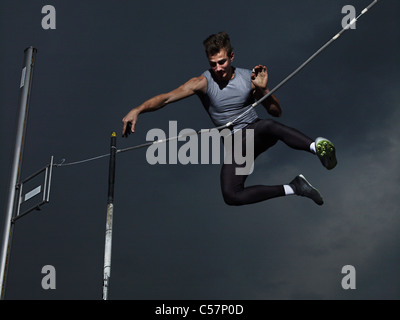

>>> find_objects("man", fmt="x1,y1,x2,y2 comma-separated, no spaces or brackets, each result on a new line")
122,32,337,206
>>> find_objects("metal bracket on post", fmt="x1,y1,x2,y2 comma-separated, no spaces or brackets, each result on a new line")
12,156,54,223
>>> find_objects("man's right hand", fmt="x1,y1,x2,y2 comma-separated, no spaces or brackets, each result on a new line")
122,109,139,137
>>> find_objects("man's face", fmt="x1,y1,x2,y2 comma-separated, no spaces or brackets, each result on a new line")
208,49,234,81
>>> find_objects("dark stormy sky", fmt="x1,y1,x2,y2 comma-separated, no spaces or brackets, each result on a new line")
0,0,399,300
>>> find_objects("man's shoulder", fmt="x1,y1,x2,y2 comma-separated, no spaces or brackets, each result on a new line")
185,74,207,94
235,67,252,76
201,69,212,78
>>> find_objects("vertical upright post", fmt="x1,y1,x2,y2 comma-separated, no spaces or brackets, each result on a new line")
0,47,37,300
102,132,117,300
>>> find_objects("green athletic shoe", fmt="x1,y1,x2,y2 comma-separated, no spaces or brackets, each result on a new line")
289,174,324,206
315,137,337,170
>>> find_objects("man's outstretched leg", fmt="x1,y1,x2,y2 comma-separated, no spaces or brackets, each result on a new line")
219,120,337,206
254,119,338,170
221,165,324,206
286,174,324,206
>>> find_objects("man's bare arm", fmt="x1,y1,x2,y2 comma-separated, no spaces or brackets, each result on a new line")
122,75,206,137
251,65,282,117
254,87,282,117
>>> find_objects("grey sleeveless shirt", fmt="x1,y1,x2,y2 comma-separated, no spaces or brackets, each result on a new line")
199,67,259,131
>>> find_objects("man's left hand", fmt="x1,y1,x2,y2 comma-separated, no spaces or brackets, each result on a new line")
251,65,268,91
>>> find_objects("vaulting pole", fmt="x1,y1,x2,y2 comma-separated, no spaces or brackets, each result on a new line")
0,47,37,300
227,0,381,127
102,132,117,300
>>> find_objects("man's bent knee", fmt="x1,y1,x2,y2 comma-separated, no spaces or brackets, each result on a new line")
222,192,245,206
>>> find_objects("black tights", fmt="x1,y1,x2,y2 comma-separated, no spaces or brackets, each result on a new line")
221,119,314,206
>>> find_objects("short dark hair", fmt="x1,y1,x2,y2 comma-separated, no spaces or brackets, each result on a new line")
203,32,234,57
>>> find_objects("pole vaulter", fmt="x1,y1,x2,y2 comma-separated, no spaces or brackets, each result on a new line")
121,0,381,207
0,0,378,299
57,0,381,168
55,0,382,298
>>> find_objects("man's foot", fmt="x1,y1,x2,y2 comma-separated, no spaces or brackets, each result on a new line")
289,174,323,206
315,137,337,170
